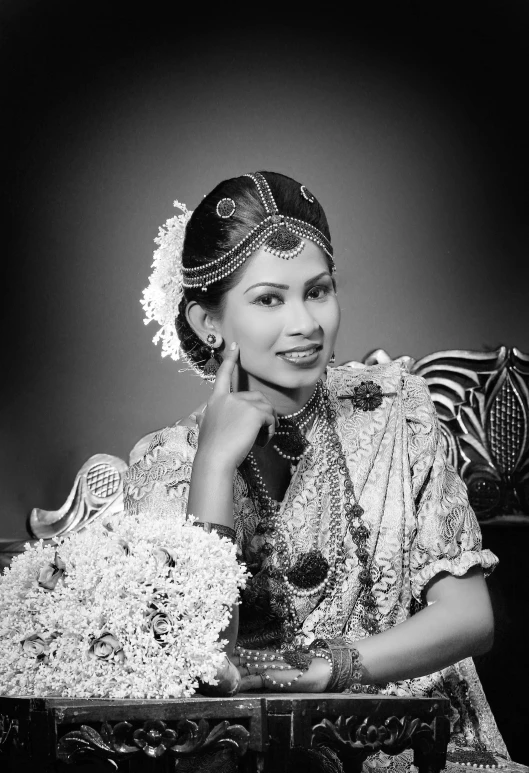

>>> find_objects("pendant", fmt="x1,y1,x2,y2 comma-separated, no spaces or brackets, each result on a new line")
346,504,364,521
273,419,308,459
282,649,312,672
286,550,329,589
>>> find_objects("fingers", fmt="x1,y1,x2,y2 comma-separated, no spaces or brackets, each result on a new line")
255,415,276,447
237,393,277,446
231,351,242,394
212,342,239,395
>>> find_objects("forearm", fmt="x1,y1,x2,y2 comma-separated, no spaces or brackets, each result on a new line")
188,451,241,667
187,449,236,528
354,571,494,684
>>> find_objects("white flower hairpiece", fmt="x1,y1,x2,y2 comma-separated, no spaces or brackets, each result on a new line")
141,201,193,361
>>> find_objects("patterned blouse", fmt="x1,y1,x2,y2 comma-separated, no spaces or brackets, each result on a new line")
125,362,523,771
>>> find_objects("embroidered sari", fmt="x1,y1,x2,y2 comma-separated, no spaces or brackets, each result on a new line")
125,362,525,772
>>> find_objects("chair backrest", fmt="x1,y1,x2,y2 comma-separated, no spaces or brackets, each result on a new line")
362,346,529,520
29,453,128,539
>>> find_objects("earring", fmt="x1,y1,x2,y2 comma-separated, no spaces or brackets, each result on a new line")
203,334,221,378
329,351,336,365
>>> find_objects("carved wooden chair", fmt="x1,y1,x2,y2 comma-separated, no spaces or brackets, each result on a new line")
0,454,128,570
359,345,529,522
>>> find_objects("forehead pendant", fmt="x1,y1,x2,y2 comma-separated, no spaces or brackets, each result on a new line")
264,225,305,259
216,197,236,218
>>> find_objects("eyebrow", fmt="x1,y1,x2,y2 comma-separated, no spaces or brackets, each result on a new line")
243,272,332,294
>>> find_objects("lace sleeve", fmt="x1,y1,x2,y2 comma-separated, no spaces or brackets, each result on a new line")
124,425,198,520
404,374,498,601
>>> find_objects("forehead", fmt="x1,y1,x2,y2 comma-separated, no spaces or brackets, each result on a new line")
234,241,331,290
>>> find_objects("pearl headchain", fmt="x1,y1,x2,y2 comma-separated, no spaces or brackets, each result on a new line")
141,174,334,363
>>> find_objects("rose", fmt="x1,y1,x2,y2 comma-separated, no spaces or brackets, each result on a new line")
146,610,174,643
103,535,130,556
153,547,175,568
88,632,125,664
115,538,130,555
38,552,66,591
21,632,55,663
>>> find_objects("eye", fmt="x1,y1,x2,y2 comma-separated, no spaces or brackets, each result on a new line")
307,284,332,301
252,293,283,307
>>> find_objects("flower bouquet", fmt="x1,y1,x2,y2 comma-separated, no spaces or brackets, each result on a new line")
0,511,247,699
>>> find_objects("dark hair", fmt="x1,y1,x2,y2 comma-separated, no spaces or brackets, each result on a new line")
175,171,332,373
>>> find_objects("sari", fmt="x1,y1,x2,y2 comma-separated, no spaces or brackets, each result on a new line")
125,362,526,772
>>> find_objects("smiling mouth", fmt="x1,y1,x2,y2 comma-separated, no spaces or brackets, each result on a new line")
277,346,321,360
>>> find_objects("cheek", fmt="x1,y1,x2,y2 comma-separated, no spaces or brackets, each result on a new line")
319,298,341,335
230,310,278,346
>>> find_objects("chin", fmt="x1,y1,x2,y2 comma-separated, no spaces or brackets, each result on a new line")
262,360,329,390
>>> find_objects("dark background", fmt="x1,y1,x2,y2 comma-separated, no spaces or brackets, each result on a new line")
1,0,528,759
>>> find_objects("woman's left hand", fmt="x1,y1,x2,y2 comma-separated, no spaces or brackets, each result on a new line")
232,650,331,693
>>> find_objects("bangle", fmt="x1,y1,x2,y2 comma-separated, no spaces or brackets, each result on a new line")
192,520,236,543
313,637,379,694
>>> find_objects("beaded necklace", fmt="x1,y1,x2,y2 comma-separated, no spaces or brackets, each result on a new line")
271,385,320,464
244,381,380,643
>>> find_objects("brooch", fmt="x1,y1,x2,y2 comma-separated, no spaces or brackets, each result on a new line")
351,381,384,411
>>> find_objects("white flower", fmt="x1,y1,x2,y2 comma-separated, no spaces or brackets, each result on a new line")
140,201,193,361
0,511,247,699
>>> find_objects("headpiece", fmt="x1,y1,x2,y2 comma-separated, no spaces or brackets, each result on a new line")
141,173,334,363
182,173,334,290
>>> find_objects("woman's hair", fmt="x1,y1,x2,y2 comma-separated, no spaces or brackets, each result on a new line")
176,171,332,372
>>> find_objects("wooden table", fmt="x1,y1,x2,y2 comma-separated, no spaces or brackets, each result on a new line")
0,693,450,773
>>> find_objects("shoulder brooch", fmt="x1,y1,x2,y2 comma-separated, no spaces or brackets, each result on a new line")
351,380,384,411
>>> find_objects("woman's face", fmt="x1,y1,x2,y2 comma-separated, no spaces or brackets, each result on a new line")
217,241,340,396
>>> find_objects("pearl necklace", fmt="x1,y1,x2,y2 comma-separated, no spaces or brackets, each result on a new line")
244,382,380,642
272,383,321,462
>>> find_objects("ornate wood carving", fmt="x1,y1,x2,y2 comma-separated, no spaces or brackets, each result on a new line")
311,712,450,773
0,713,19,752
361,346,529,519
29,453,128,539
56,717,249,767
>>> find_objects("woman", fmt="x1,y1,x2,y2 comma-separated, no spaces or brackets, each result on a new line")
126,172,523,771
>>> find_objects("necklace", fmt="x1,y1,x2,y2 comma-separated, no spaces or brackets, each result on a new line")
244,381,380,642
272,384,321,462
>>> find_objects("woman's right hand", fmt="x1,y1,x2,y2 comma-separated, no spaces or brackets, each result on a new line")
196,342,277,470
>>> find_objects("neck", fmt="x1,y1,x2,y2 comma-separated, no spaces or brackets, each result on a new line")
244,376,319,416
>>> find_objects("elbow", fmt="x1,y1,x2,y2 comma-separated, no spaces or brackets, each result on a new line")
470,612,495,656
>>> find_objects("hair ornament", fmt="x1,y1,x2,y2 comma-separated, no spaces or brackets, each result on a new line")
300,184,315,203
141,200,193,362
264,227,305,259
216,197,236,218
182,172,334,290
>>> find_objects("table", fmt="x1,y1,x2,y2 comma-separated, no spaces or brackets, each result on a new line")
0,693,450,773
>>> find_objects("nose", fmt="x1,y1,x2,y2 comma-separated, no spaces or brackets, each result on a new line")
284,299,320,338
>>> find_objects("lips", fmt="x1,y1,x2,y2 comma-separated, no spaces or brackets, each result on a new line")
277,344,322,361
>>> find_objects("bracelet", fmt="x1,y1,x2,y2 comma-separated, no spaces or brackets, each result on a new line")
192,520,236,543
313,637,378,694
